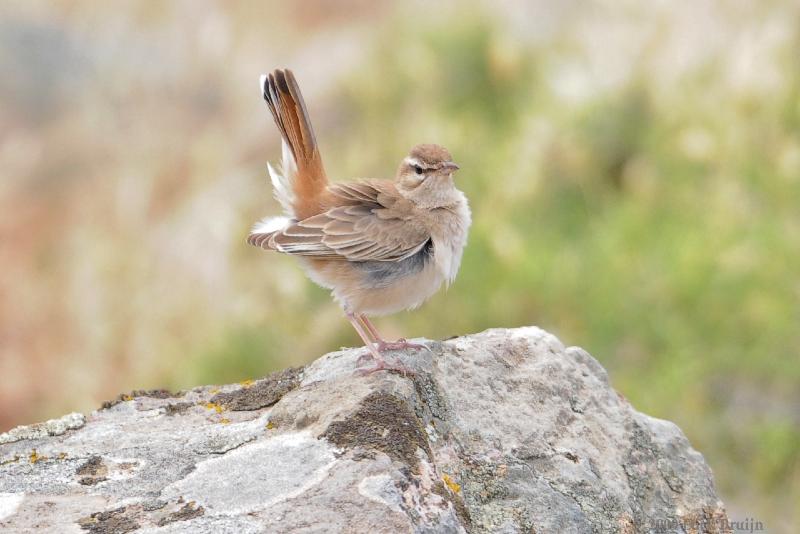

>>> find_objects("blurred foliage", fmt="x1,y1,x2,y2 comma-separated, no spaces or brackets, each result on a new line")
1,0,798,531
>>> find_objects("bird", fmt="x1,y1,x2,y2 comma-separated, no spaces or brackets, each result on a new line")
248,69,471,375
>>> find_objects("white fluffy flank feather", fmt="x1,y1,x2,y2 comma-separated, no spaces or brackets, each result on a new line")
268,140,298,217
251,215,291,235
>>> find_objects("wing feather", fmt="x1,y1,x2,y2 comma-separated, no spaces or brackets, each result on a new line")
248,181,429,262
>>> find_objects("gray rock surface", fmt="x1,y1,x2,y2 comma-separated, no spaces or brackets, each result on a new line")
0,327,729,533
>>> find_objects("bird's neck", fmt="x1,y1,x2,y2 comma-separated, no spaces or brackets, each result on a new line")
401,179,464,210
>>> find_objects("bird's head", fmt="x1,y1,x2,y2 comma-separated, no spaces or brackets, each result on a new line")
395,144,460,207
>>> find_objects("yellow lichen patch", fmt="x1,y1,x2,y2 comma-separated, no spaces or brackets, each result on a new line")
121,394,133,402
58,452,68,460
266,421,275,430
442,473,461,493
220,418,231,425
29,450,47,464
203,402,225,414
209,388,220,395
238,379,255,388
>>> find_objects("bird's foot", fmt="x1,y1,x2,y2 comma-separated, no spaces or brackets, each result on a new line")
376,338,427,352
355,352,416,377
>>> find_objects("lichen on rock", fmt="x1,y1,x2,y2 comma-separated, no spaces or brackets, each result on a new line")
210,366,303,411
321,391,431,470
0,412,85,445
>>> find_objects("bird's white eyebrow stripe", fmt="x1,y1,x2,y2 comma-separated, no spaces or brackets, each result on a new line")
404,157,424,167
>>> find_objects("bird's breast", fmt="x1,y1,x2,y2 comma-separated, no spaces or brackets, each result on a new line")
430,195,471,285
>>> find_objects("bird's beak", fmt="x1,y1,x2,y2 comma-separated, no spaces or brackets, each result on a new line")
442,161,460,172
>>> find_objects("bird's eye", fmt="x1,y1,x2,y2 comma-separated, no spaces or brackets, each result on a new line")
413,165,423,175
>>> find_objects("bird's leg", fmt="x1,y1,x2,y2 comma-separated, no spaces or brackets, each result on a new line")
359,315,427,352
346,312,382,361
346,312,416,376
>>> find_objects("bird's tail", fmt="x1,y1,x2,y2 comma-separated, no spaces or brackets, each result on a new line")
260,69,328,220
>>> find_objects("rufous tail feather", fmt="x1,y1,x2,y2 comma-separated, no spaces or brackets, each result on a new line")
261,69,328,219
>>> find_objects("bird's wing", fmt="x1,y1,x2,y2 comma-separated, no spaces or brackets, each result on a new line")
248,181,430,262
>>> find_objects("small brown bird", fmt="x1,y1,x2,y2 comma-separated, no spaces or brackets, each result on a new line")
249,69,471,374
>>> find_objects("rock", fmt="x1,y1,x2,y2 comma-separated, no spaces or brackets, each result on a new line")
0,412,85,445
0,327,729,533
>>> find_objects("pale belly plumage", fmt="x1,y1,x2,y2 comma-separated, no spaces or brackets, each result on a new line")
301,244,445,316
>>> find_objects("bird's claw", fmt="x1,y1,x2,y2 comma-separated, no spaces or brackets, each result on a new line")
355,355,417,377
356,351,376,366
377,338,427,352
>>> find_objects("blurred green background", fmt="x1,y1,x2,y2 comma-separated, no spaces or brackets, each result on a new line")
1,0,798,530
